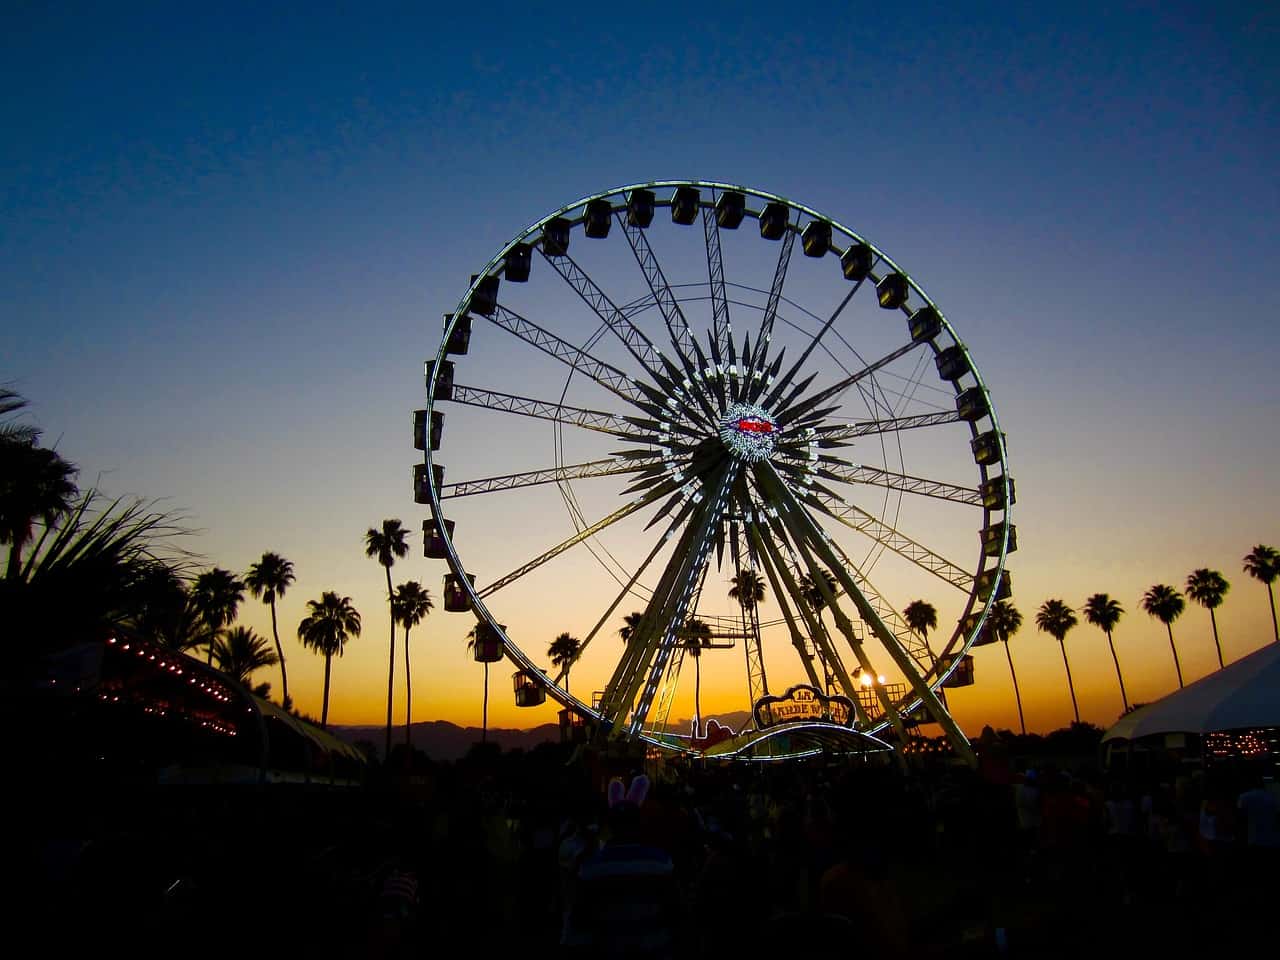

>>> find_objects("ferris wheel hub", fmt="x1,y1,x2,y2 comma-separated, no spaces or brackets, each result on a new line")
718,403,779,463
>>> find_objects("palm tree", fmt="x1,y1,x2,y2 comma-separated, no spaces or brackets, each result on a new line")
392,580,433,747
730,568,767,611
682,618,713,736
799,569,837,610
986,600,1025,734
191,567,245,663
1243,544,1279,643
1142,584,1186,688
1083,593,1129,712
244,552,296,709
1036,599,1080,723
465,624,495,744
211,625,279,686
1,413,79,577
365,519,410,759
618,611,644,644
903,600,939,652
1186,569,1231,669
130,564,218,654
298,592,361,729
548,632,581,693
730,567,769,693
3,492,189,669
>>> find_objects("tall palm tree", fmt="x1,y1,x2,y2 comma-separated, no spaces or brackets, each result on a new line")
1036,599,1080,723
465,624,496,744
1,425,79,578
1142,584,1186,688
211,625,279,686
392,580,433,747
986,600,1025,734
903,600,939,651
1083,593,1129,712
244,552,296,710
618,611,644,644
1243,544,1279,644
548,632,581,693
730,568,767,611
682,618,713,736
1186,569,1230,669
365,519,410,759
730,567,769,694
298,592,361,729
191,567,245,663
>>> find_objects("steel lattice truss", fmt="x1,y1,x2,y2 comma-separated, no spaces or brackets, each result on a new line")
419,181,1014,764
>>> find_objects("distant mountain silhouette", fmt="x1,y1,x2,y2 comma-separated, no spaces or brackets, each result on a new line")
330,710,755,761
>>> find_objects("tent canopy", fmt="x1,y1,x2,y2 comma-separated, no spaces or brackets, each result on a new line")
1103,642,1280,742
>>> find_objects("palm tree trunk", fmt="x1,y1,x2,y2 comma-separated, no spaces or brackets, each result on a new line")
1209,609,1224,669
1267,583,1278,644
321,653,332,729
1059,639,1080,724
1167,624,1184,688
404,625,413,748
6,540,22,579
1106,630,1129,712
270,599,289,710
384,567,395,761
482,661,489,744
1003,638,1026,735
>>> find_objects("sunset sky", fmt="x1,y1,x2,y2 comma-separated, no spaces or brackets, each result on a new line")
6,3,1278,737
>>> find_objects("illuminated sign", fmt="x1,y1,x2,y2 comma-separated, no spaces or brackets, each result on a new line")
753,684,855,729
719,403,779,462
736,416,774,434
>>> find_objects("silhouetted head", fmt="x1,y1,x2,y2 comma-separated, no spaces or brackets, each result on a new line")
605,775,649,843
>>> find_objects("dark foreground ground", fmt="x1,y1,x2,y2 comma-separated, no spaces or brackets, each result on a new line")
19,742,1279,958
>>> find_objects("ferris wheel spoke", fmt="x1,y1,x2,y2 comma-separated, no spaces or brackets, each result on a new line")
758,276,865,409
702,204,734,363
486,304,643,404
810,489,974,591
822,534,934,673
447,384,644,439
807,457,983,506
747,516,866,721
746,519,829,694
477,490,666,599
759,460,976,762
440,455,661,500
615,212,698,367
745,228,796,383
774,338,921,427
761,470,913,743
553,532,673,686
599,463,739,735
813,410,965,444
539,250,670,379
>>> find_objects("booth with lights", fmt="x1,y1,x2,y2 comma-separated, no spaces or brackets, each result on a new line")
41,637,366,786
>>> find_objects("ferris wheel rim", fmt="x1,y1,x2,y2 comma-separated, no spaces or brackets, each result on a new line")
421,179,1013,755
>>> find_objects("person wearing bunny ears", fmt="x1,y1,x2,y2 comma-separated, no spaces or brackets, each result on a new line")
560,774,683,958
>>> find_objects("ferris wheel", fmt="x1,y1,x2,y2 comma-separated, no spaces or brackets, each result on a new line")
415,181,1014,761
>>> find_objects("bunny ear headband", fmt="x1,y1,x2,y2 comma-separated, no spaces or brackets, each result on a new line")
607,774,651,809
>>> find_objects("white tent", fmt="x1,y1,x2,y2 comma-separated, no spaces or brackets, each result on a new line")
1103,642,1280,741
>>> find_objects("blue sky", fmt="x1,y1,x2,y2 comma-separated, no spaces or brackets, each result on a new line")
4,2,1278,731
